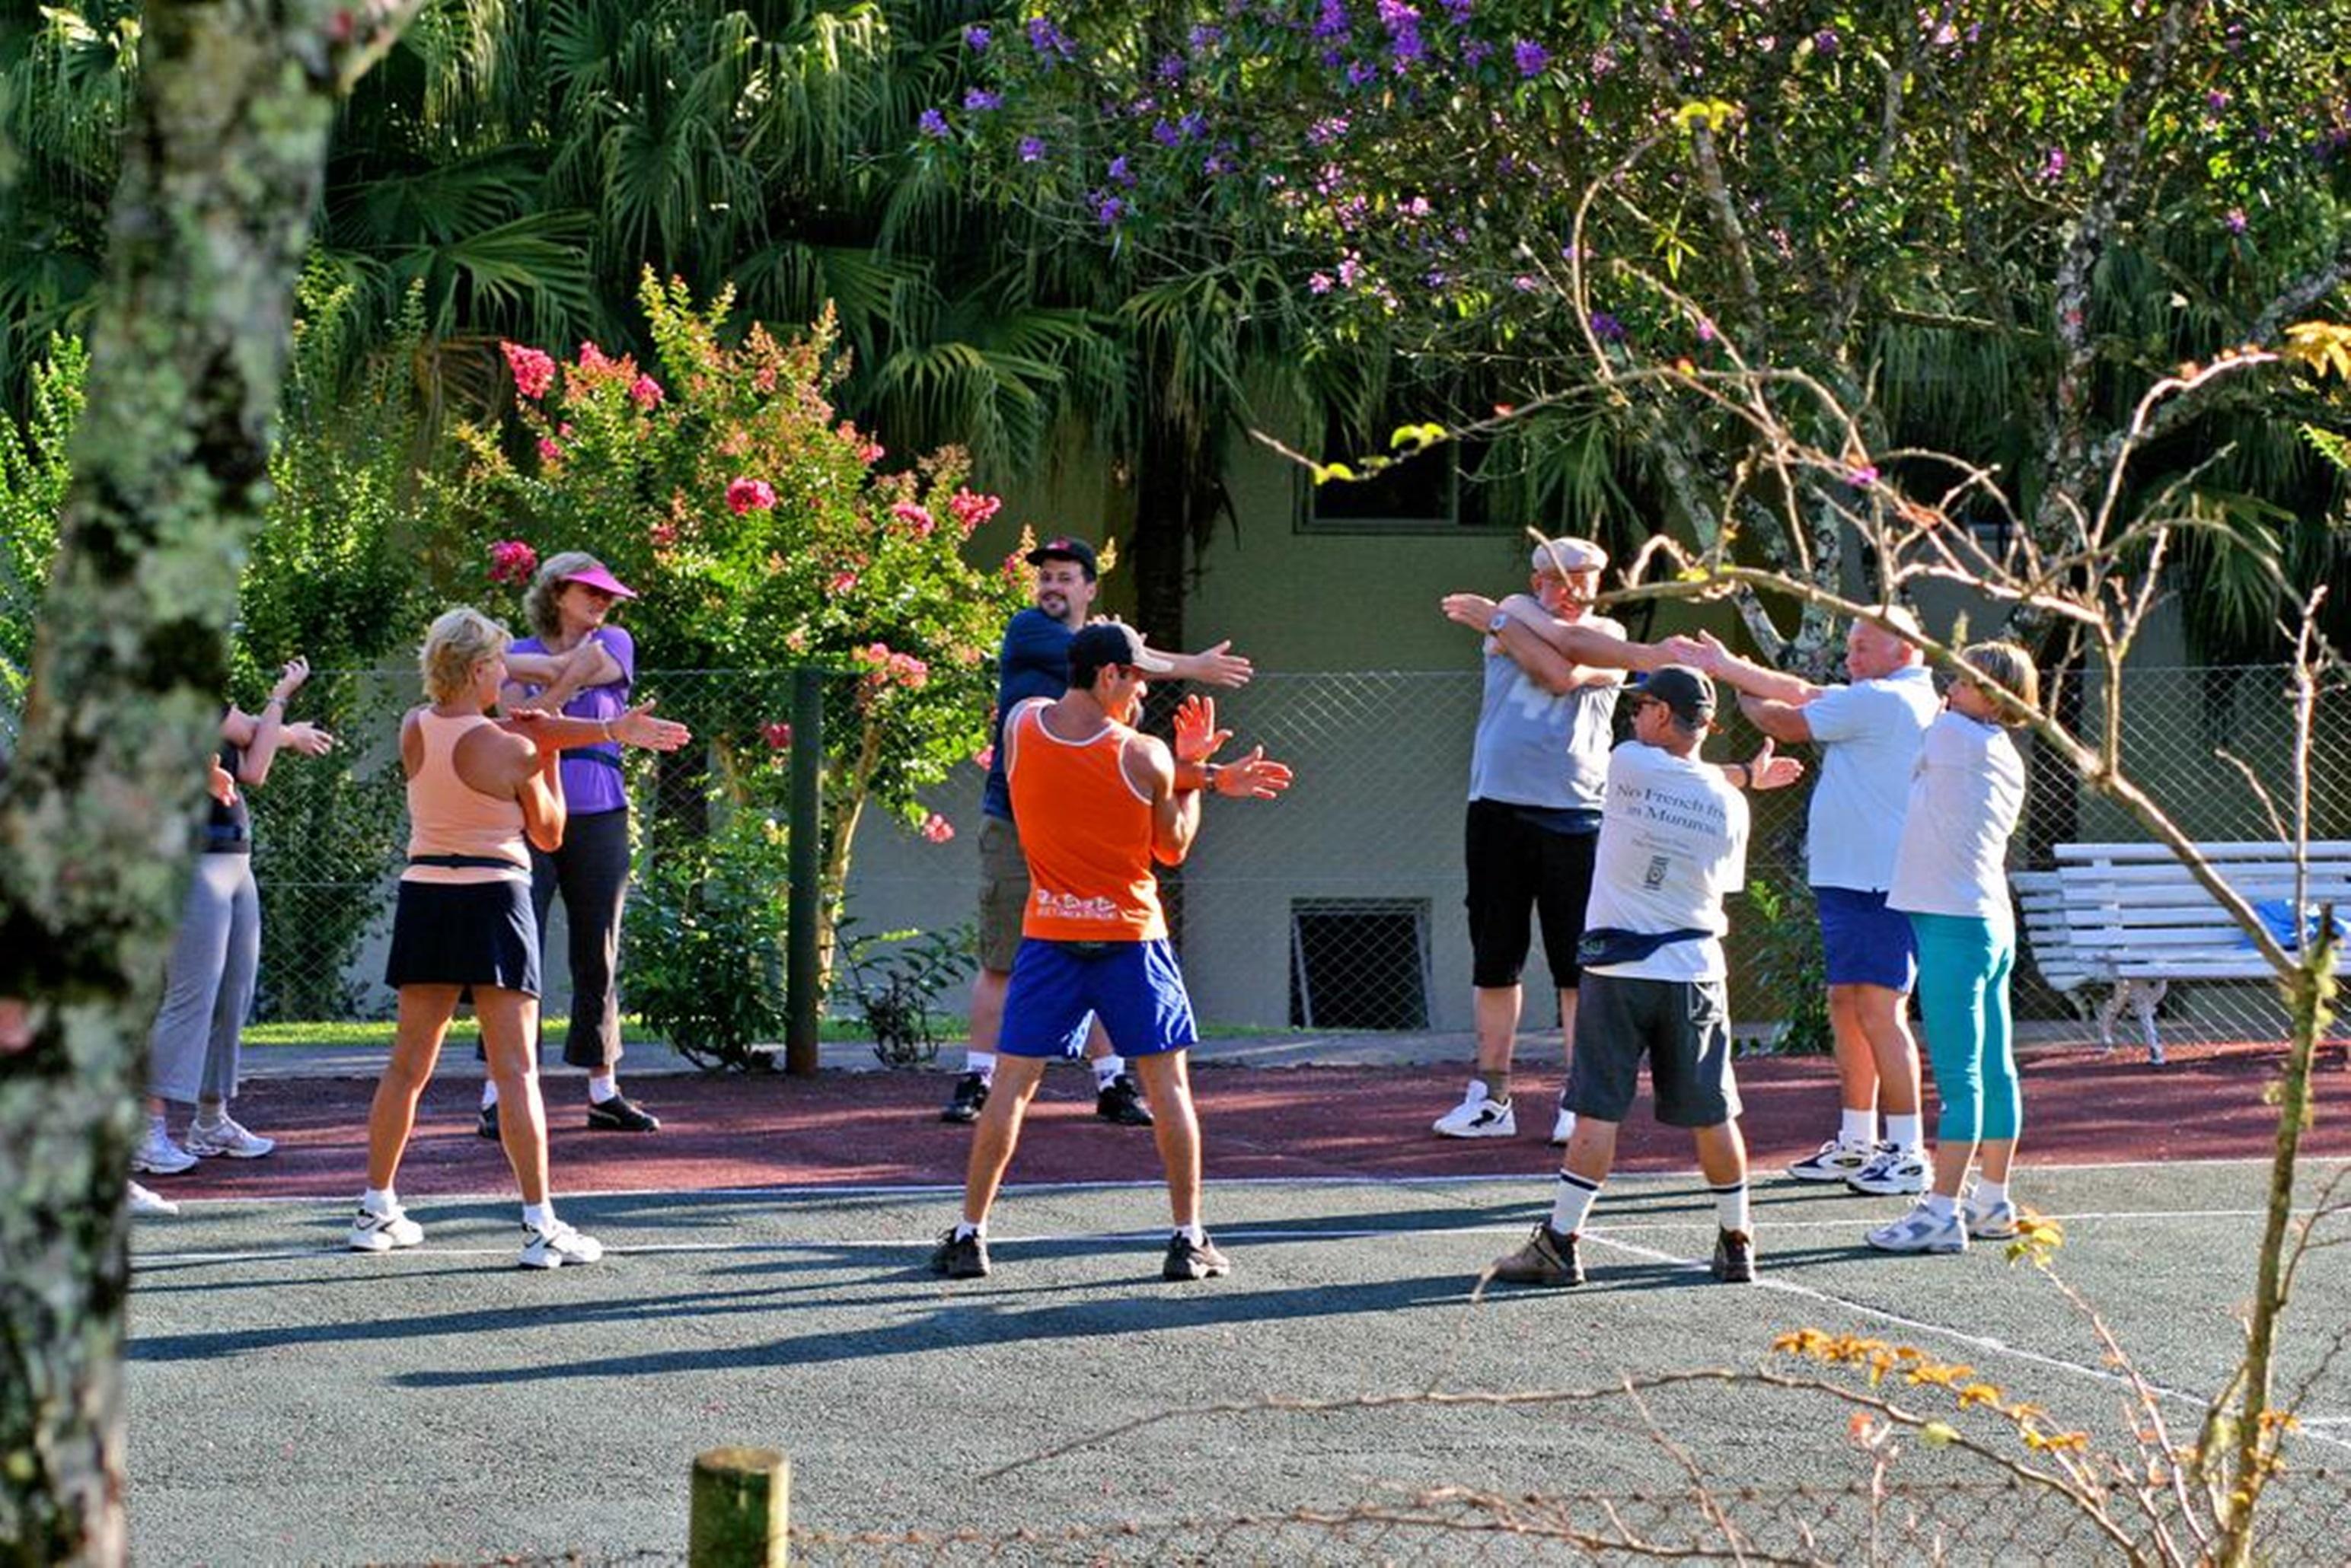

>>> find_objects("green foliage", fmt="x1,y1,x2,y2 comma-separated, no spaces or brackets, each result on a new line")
621,812,791,1071
1740,876,1831,1056
838,919,978,1069
0,336,83,733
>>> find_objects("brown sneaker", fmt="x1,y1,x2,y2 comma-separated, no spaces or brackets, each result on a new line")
1711,1227,1756,1283
1486,1223,1584,1286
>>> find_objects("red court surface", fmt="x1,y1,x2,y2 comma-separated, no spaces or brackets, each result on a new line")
163,1039,2350,1200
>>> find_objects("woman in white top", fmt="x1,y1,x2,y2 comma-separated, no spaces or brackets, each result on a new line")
1871,642,2040,1254
349,607,686,1268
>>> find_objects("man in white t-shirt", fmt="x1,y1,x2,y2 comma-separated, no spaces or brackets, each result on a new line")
1485,667,1803,1289
1687,612,1939,1197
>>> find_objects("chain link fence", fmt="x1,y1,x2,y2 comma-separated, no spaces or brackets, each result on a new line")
4,662,2340,1049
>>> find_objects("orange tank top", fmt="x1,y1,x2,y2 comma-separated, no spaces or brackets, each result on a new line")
404,711,530,884
1005,698,1166,942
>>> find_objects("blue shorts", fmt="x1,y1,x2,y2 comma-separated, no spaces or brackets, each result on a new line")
998,938,1198,1059
1814,885,1918,992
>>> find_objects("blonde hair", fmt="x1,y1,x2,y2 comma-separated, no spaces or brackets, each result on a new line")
522,550,605,642
1960,640,2040,728
419,606,512,703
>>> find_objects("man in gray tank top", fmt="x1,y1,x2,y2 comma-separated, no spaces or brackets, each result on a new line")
1434,537,1691,1146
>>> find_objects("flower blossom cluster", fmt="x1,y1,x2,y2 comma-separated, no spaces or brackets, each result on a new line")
890,500,936,537
946,489,1002,535
855,642,930,690
501,342,557,400
488,539,538,586
728,476,777,515
921,812,955,843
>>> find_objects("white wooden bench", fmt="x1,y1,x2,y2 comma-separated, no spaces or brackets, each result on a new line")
2013,840,2351,1066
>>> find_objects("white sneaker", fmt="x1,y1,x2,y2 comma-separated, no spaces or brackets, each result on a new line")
1845,1141,1929,1197
132,1121,198,1176
1785,1138,1872,1184
348,1203,424,1252
1866,1202,1967,1254
184,1114,276,1159
518,1219,604,1270
1433,1082,1516,1139
1549,1105,1576,1146
1963,1193,2021,1240
127,1181,179,1217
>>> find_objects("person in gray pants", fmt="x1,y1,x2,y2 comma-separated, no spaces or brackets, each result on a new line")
133,657,336,1181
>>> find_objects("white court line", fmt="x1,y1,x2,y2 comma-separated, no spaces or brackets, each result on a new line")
134,1152,2351,1209
127,1206,2330,1266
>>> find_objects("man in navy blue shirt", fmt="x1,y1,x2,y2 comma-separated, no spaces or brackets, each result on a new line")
941,535,1253,1125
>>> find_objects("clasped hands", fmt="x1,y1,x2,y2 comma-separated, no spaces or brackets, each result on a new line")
1171,694,1295,800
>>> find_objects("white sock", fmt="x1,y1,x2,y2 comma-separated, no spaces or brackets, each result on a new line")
1975,1178,2009,1207
148,1112,169,1136
522,1201,556,1232
480,1082,499,1110
963,1051,997,1083
953,1219,984,1241
361,1187,398,1215
1549,1171,1603,1236
1922,1191,1960,1219
1711,1181,1752,1234
588,1074,620,1105
1839,1108,1876,1149
1173,1222,1206,1246
193,1101,226,1130
1887,1114,1922,1151
1093,1054,1126,1090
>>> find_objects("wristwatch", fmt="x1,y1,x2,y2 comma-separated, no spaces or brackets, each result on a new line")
1487,610,1511,633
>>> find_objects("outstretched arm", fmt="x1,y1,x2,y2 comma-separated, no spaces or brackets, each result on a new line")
504,700,690,754
1161,639,1252,689
1676,630,1826,707
1716,735,1807,792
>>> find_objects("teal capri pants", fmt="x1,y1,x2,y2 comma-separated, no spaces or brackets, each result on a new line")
1908,912,2021,1146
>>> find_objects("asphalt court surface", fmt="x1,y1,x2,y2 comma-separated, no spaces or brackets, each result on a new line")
126,1155,2351,1563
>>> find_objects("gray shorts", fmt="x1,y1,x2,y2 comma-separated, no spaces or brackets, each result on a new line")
976,814,1029,972
1564,971,1741,1128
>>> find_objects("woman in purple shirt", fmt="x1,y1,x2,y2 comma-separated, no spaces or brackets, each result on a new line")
484,552,661,1133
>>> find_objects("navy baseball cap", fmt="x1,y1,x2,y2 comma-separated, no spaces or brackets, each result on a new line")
1025,535,1100,580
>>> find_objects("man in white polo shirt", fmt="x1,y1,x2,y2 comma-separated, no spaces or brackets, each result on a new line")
1688,610,1939,1196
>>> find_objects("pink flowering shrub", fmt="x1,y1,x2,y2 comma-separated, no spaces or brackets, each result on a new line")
486,539,539,586
446,274,1028,1003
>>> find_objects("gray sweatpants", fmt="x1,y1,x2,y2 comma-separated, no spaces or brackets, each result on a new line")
147,852,260,1105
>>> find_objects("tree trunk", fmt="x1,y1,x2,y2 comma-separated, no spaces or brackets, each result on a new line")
0,5,388,1560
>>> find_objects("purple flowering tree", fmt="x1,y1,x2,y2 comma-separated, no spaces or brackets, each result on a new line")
960,0,2351,670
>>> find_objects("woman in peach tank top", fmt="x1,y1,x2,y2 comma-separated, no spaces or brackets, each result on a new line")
349,607,688,1270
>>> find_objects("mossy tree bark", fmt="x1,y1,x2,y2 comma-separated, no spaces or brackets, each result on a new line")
0,4,413,1561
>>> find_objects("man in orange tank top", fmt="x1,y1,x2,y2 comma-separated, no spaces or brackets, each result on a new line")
932,623,1295,1283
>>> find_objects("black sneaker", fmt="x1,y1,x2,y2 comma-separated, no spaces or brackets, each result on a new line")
586,1095,661,1133
1096,1072,1155,1127
1163,1232,1231,1281
940,1072,990,1124
931,1227,990,1279
476,1102,499,1140
1486,1223,1584,1287
1711,1227,1756,1284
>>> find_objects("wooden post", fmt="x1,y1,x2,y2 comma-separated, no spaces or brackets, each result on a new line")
689,1445,790,1566
784,665,825,1076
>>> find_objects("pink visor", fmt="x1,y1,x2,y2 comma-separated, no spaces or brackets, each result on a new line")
560,562,637,600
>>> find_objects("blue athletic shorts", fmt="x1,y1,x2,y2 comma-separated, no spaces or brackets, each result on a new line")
1814,885,1919,992
997,937,1198,1059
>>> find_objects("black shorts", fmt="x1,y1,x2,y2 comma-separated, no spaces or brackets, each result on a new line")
384,878,541,996
1563,972,1740,1127
1464,799,1600,989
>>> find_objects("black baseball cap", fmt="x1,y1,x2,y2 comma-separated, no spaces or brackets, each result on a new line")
1067,622,1174,683
1025,535,1099,580
1635,664,1717,726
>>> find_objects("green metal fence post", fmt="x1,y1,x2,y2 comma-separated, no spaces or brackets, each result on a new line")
786,667,823,1076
